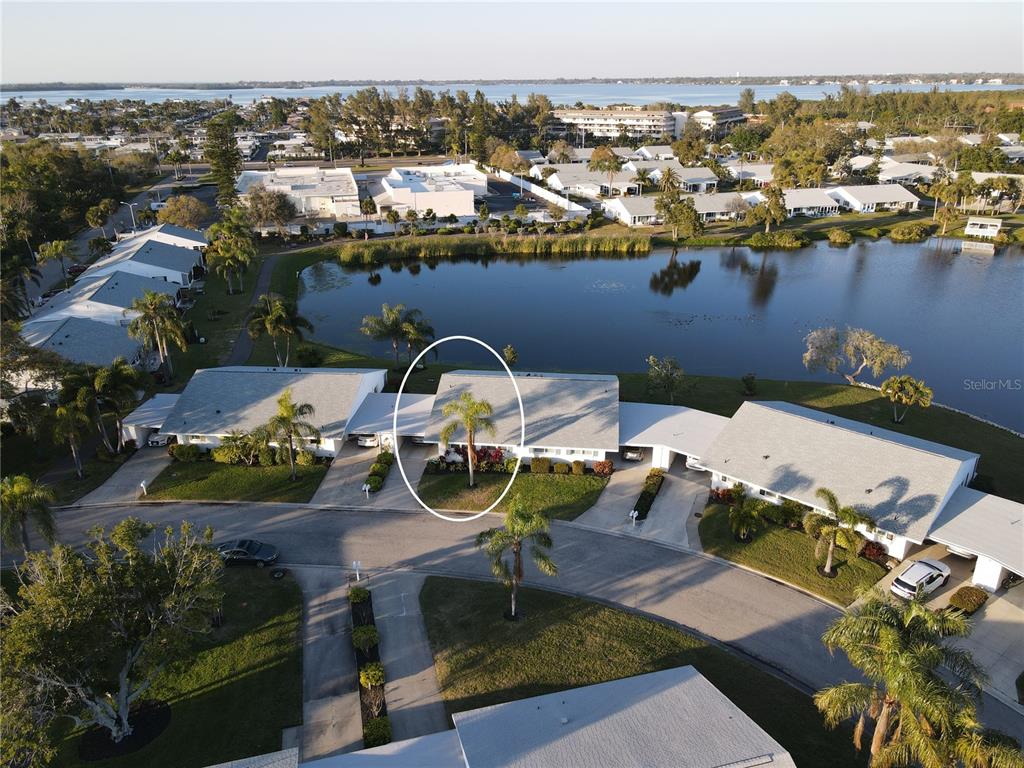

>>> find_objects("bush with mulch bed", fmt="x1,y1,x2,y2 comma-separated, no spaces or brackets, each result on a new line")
78,701,171,762
348,584,391,747
947,585,989,615
632,468,665,521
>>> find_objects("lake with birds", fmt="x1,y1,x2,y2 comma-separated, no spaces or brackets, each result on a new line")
3,82,1020,106
297,239,1024,430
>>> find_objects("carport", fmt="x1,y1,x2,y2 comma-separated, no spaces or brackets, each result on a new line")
346,393,435,451
617,402,730,470
927,486,1023,592
121,393,180,445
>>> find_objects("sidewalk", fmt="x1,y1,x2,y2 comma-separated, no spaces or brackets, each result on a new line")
78,447,172,505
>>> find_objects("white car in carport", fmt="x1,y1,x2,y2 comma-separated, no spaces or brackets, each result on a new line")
890,559,951,600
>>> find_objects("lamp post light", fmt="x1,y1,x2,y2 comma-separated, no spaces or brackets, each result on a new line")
121,201,139,231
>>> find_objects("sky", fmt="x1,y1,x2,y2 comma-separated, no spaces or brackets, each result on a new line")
2,1,1022,84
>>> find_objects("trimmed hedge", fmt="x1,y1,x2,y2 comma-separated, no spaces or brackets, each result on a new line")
363,716,392,748
171,444,201,463
571,460,585,476
593,460,613,477
633,468,666,521
352,625,380,654
947,585,989,615
530,457,551,475
367,475,384,492
349,586,370,604
553,462,570,475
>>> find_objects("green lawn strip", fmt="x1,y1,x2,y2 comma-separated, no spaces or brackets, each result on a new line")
416,472,608,521
698,504,886,607
53,569,302,768
420,576,863,768
48,453,135,505
146,461,326,504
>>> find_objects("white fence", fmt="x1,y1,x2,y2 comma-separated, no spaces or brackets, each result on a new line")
491,168,590,218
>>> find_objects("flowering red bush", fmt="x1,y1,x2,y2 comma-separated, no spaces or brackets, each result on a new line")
861,541,888,565
592,460,613,477
709,488,735,504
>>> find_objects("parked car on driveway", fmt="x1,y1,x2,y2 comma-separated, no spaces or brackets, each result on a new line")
620,446,645,462
356,434,379,448
147,433,175,447
217,539,279,567
890,559,951,600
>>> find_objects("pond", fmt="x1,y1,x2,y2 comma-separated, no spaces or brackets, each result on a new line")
297,240,1024,430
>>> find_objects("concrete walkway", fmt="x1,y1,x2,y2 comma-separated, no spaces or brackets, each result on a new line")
368,444,433,510
224,252,282,365
958,585,1024,715
77,447,172,505
370,572,448,739
289,566,363,761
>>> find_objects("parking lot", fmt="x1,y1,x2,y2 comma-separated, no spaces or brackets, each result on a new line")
484,177,550,215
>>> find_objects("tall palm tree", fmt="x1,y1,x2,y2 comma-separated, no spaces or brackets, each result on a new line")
880,375,934,424
439,391,495,488
475,496,558,620
0,475,57,554
386,209,401,237
52,400,89,479
1,251,41,319
37,240,75,283
659,167,681,194
814,487,875,577
206,207,256,294
815,593,998,765
248,293,314,367
265,387,321,481
359,303,408,367
94,357,142,452
125,290,188,377
86,205,109,238
631,167,653,193
76,385,115,455
401,309,435,363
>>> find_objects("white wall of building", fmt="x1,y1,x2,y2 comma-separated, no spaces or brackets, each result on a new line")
971,555,1007,592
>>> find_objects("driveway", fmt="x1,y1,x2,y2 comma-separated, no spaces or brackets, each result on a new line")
573,457,648,530
959,585,1024,715
640,462,709,549
78,448,172,505
310,443,378,506
368,443,433,510
370,572,448,739
289,566,362,760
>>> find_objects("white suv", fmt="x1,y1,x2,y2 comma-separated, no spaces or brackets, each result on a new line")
890,559,951,600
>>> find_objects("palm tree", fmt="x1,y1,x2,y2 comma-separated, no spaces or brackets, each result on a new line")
125,290,188,377
37,240,75,283
880,375,934,424
631,167,653,193
386,209,401,237
439,392,496,489
1,251,41,319
248,293,314,367
659,167,681,194
52,400,89,478
359,303,408,367
94,357,142,452
587,145,623,197
86,204,109,238
815,593,996,765
265,387,321,481
401,309,434,363
814,487,875,578
76,385,116,455
359,196,377,238
0,475,57,554
475,496,558,620
728,496,769,541
206,207,256,294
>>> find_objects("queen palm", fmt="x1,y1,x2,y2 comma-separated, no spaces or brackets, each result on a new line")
206,207,256,294
813,487,875,577
728,496,769,542
248,293,314,367
94,357,142,452
439,392,495,489
125,290,188,377
52,400,90,479
401,309,435,363
631,167,653,193
815,593,997,765
659,167,681,194
37,240,75,283
86,204,109,238
475,497,558,620
0,475,57,554
360,303,408,367
265,388,321,481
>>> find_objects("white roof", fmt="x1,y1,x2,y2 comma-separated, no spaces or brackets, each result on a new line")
236,166,358,200
302,731,463,768
701,401,979,542
123,394,180,430
618,402,729,459
452,666,796,768
24,317,141,367
346,392,435,437
427,370,620,451
877,162,938,182
832,184,920,205
928,487,1024,574
204,749,297,768
161,366,385,440
782,188,839,209
607,195,659,217
723,161,773,181
687,191,749,214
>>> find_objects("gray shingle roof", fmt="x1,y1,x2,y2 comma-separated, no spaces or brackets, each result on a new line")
928,487,1024,573
30,317,142,367
129,240,204,274
153,223,208,244
452,666,796,768
161,367,386,440
426,370,620,451
86,270,178,309
700,401,978,542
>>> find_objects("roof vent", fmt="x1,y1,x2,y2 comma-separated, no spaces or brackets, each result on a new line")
560,717,569,725
865,488,873,494
762,454,770,460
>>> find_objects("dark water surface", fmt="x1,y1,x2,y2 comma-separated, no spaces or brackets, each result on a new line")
298,240,1024,430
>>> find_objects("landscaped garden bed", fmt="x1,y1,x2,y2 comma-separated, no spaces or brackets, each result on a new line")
348,585,391,748
364,450,395,493
419,576,862,768
632,468,665,521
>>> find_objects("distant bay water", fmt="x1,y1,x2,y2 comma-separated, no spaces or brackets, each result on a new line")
2,81,1020,106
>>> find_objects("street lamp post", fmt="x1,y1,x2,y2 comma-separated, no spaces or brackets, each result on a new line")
121,201,139,231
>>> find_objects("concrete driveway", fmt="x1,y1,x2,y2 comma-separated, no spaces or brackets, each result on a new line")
574,457,648,529
310,443,378,506
641,463,710,549
368,443,433,510
78,448,172,505
959,585,1024,715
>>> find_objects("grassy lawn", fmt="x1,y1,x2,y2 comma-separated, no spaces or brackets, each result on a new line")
698,504,886,607
47,458,129,505
421,576,863,768
53,568,302,768
416,472,608,521
146,460,326,504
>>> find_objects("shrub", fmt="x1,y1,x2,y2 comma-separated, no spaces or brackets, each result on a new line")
530,457,551,475
947,585,989,615
349,586,370,604
360,661,386,689
860,540,888,565
889,223,930,243
352,625,380,654
503,457,520,474
571,460,585,475
363,717,392,748
296,449,317,466
437,227,450,235
258,446,276,466
377,451,395,466
211,445,239,464
827,228,854,246
367,475,384,492
295,344,325,367
369,462,389,478
593,460,613,477
762,499,804,528
746,231,809,250
171,444,201,463
741,372,757,395
553,462,570,475
803,513,831,539
275,445,291,465
643,468,665,494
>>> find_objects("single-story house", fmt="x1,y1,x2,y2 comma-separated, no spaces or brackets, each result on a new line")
546,146,593,164
20,316,144,369
877,161,938,184
635,144,676,161
958,133,985,147
344,392,435,451
160,366,387,457
688,191,755,222
997,145,1024,164
780,188,840,217
963,216,1003,239
699,401,980,563
828,184,920,213
121,393,181,445
424,370,619,464
514,149,546,166
623,162,718,193
618,402,730,470
250,667,796,768
538,165,640,199
722,161,774,187
603,195,660,227
86,239,206,287
140,223,208,251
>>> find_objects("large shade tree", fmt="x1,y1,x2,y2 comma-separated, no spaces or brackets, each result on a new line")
802,326,911,385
